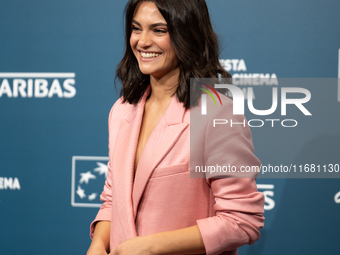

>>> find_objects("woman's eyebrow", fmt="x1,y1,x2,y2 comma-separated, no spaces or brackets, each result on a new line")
149,22,167,28
131,20,167,28
131,20,141,26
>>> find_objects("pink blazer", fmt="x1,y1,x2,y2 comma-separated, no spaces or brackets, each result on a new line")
90,86,265,255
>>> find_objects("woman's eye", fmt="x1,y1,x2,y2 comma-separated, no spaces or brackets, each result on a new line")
131,26,141,32
154,29,167,34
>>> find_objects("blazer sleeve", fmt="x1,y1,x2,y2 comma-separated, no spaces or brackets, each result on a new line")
196,105,265,255
89,105,116,239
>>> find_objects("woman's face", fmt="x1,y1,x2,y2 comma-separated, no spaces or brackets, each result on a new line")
130,1,178,79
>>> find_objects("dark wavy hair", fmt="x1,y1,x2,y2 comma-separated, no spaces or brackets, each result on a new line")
116,0,231,109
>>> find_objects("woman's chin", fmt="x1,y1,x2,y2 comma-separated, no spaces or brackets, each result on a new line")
139,68,162,78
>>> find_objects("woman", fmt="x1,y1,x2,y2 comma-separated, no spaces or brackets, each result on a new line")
87,1,264,255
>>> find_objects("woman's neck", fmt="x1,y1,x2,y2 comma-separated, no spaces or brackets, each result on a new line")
148,68,180,105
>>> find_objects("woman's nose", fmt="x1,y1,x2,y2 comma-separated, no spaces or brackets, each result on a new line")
138,31,152,48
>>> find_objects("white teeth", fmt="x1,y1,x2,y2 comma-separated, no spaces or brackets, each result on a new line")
141,52,161,58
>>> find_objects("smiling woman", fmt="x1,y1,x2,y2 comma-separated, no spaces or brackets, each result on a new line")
129,3,178,79
87,1,264,255
116,0,231,109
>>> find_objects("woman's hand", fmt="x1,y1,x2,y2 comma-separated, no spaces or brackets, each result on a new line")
87,221,111,255
109,225,205,255
109,236,154,255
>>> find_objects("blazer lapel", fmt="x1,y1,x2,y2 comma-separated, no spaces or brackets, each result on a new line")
132,95,189,218
110,87,151,239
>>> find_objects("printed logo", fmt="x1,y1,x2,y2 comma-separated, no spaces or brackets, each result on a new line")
198,82,222,115
0,72,76,98
201,84,311,116
219,59,278,85
257,184,275,210
0,177,21,190
219,58,278,101
335,191,340,204
71,156,108,208
198,80,312,128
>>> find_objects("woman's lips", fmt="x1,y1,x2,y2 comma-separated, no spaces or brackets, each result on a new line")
138,51,162,62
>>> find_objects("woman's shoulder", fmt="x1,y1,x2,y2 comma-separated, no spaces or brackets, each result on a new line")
108,96,136,121
111,96,130,108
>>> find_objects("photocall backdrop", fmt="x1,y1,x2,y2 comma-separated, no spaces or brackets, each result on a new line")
0,0,339,254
